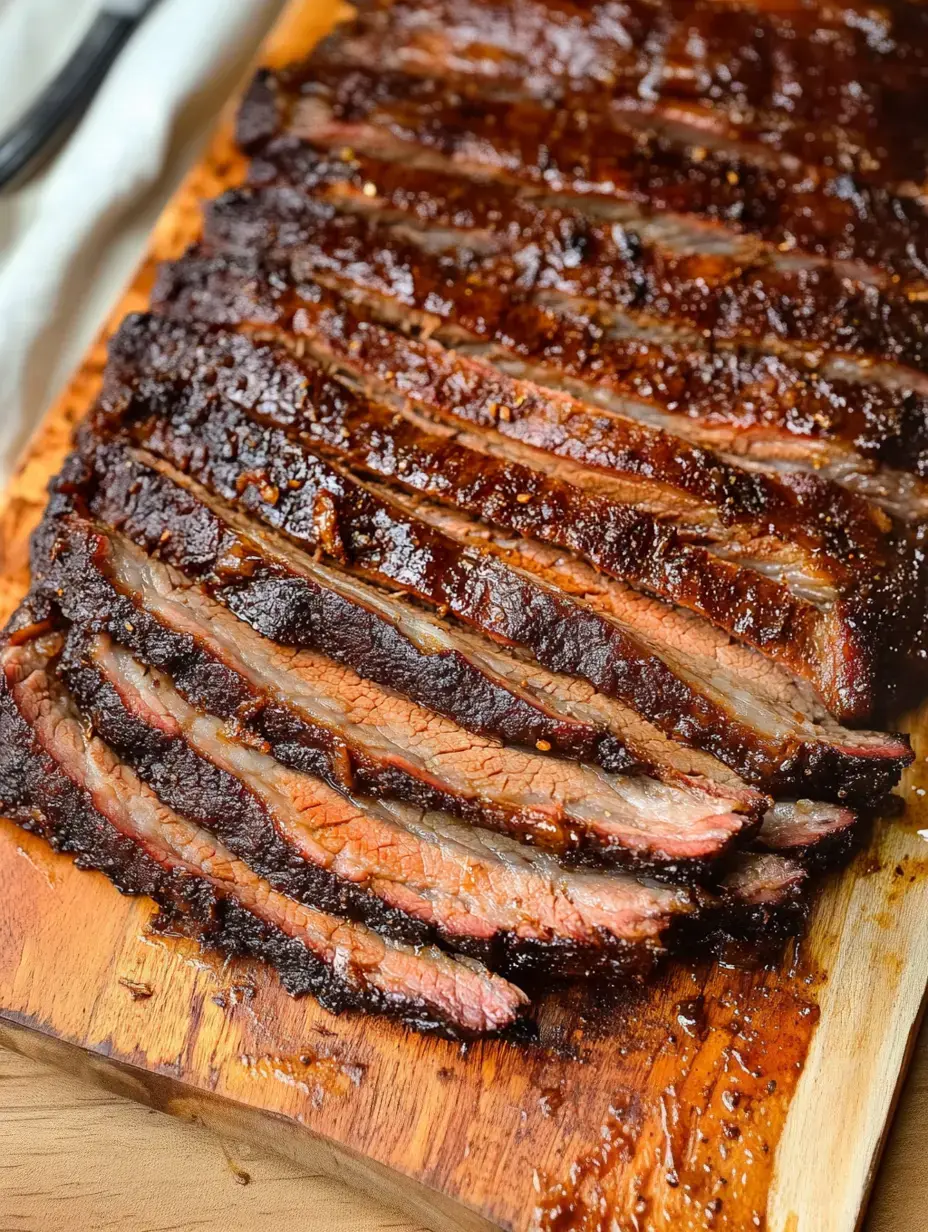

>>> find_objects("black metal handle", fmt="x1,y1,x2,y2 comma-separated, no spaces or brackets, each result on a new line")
0,12,144,192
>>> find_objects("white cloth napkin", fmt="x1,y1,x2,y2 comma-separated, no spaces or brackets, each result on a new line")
0,0,283,487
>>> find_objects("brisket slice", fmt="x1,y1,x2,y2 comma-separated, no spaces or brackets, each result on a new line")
236,63,928,286
375,491,911,801
159,240,928,525
44,439,910,805
105,313,921,739
32,508,860,864
120,308,897,601
246,141,928,377
39,451,765,799
321,0,928,182
98,320,884,723
62,628,710,969
42,444,641,772
756,801,859,869
111,397,874,729
45,521,758,869
714,853,806,912
190,274,928,542
0,626,529,1036
202,180,928,396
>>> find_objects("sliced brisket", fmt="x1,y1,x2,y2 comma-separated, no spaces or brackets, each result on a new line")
756,801,859,869
321,0,928,182
63,628,712,967
245,141,928,376
236,63,928,286
714,852,806,912
109,310,898,606
41,437,910,804
46,520,759,869
40,444,644,772
0,625,529,1036
3,0,921,1036
97,316,891,722
158,241,928,525
32,507,862,865
75,601,848,875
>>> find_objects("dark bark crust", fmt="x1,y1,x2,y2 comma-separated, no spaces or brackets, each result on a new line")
95,320,884,723
107,310,898,593
44,520,761,870
40,442,634,771
245,139,928,377
236,62,928,285
36,436,912,806
0,657,507,1036
319,0,928,187
158,235,928,502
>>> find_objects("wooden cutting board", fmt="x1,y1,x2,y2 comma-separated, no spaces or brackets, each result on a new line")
1,3,927,1229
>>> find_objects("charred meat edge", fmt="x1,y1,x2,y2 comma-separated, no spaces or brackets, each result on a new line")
161,234,928,523
0,625,529,1037
235,63,928,288
245,141,928,378
321,0,928,185
48,520,756,871
45,437,910,807
110,310,898,605
97,332,881,725
66,628,738,977
35,508,859,866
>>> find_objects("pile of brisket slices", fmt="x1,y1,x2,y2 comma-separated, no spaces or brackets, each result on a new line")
5,0,928,1038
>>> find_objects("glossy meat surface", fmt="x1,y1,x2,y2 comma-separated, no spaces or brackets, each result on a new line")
1,0,923,1033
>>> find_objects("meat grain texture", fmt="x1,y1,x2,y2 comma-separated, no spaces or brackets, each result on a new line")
4,0,928,1037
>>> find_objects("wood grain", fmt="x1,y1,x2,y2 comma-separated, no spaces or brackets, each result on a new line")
865,1014,928,1231
1,1028,925,1232
0,1045,428,1232
0,3,926,1230
2,1027,926,1232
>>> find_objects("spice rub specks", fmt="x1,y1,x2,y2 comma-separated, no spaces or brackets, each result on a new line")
0,0,924,1043
237,61,928,287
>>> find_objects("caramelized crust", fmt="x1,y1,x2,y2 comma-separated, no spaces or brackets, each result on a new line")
324,0,928,182
236,63,928,285
158,241,928,521
0,1,922,1033
247,138,928,376
36,433,912,802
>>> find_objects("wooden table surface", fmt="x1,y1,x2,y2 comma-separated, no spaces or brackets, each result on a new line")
0,1018,924,1231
